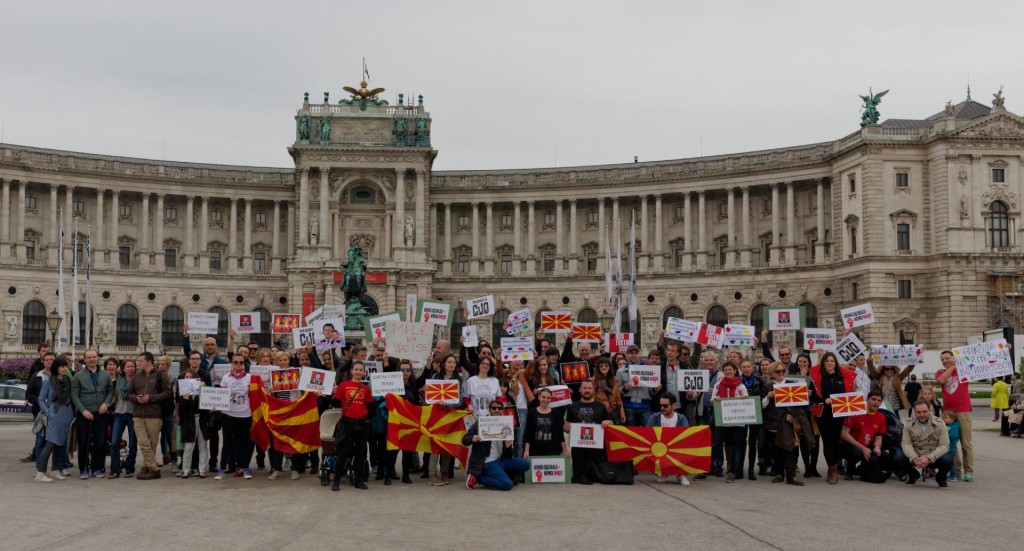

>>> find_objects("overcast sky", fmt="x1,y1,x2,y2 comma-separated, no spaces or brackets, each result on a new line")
2,1,1023,171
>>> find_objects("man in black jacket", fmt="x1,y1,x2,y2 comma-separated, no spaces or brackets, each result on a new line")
462,401,529,490
22,349,55,463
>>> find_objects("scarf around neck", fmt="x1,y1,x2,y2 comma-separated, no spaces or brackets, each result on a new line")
717,376,743,398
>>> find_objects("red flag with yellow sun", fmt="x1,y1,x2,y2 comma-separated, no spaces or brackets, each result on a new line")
249,376,321,454
830,392,867,418
386,394,469,466
605,425,711,476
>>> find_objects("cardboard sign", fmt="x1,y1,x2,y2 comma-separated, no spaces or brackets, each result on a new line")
803,328,837,352
230,312,260,334
539,311,573,333
168,362,181,382
424,379,460,405
560,361,591,384
272,314,300,334
305,305,344,326
361,360,384,383
298,367,336,395
605,333,634,353
628,365,661,388
544,385,573,408
569,423,605,449
187,312,219,334
314,318,346,350
417,299,454,328
773,382,809,407
678,369,710,393
697,323,725,349
500,337,535,362
177,378,201,397
723,324,755,347
713,397,762,426
841,303,875,329
830,392,867,418
767,307,801,331
467,295,495,319
249,364,273,385
370,371,405,397
198,386,231,410
503,308,532,336
462,325,479,347
271,368,300,391
477,415,515,441
952,339,1014,382
871,344,925,367
292,327,316,349
364,311,402,342
571,323,602,343
665,317,698,343
529,456,570,484
835,333,867,364
386,321,434,363
211,364,230,386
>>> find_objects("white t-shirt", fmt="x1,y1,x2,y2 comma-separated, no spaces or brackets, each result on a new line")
465,376,500,415
661,414,677,427
220,373,253,418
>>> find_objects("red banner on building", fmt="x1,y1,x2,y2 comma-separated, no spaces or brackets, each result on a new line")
333,271,388,284
302,292,315,326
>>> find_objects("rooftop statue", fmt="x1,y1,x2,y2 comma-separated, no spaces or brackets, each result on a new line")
859,88,888,127
340,80,389,111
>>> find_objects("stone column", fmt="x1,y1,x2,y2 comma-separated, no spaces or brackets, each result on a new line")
527,200,537,275
298,169,309,246
484,201,495,275
815,179,826,264
228,198,238,272
64,186,73,240
512,201,521,275
568,199,579,274
639,195,648,273
184,196,194,268
153,194,165,271
199,197,209,272
243,198,253,271
471,202,480,275
0,180,10,259
653,194,664,271
726,187,736,267
555,200,564,258
683,193,693,271
93,188,105,267
394,170,405,249
612,198,620,253
318,168,330,250
110,192,119,266
770,184,780,267
443,203,453,275
696,191,707,269
16,182,27,260
430,203,439,259
741,187,751,267
271,200,282,274
287,202,295,258
415,170,426,248
139,193,150,267
786,182,796,264
597,197,606,255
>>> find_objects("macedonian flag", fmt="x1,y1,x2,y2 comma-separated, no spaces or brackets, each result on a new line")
424,380,460,405
571,323,602,343
540,311,572,333
830,392,867,418
249,376,321,454
386,394,469,466
606,425,711,476
774,383,809,406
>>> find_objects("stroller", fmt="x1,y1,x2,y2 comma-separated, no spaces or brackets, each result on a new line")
318,409,341,487
875,408,906,482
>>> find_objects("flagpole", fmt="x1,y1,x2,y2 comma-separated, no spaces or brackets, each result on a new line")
71,218,79,365
57,210,67,354
86,227,93,349
628,211,638,335
613,217,623,332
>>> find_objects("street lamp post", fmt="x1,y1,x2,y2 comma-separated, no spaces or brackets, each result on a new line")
899,324,916,345
140,329,152,353
46,308,62,351
598,310,614,333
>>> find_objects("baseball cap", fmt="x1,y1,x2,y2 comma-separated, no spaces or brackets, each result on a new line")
627,344,640,352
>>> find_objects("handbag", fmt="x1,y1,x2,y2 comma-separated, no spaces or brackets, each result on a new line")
589,461,635,485
32,411,47,435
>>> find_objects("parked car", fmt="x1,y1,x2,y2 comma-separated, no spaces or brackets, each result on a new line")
0,384,31,415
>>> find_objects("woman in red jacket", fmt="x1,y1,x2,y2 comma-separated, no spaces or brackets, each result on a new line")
330,361,374,492
809,352,857,485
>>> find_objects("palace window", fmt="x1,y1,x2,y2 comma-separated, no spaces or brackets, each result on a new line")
849,174,857,195
763,197,772,214
457,214,470,229
587,210,598,226
211,209,223,223
254,250,267,273
988,201,1010,248
543,253,556,273
119,203,131,218
896,223,910,251
500,214,513,230
850,227,858,254
164,248,177,268
351,188,376,204
897,280,912,299
500,253,513,274
119,246,131,268
543,212,556,227
456,253,470,274
895,172,909,187
73,198,85,215
209,250,222,271
992,168,1006,183
674,204,685,222
26,196,37,210
254,211,268,228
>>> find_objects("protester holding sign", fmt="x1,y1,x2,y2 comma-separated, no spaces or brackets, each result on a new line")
563,380,613,484
935,350,974,482
867,360,916,416
618,359,653,427
838,390,886,482
175,369,210,479
737,359,768,481
419,354,464,486
330,362,374,491
217,357,255,481
809,352,857,485
592,358,625,424
463,401,530,491
711,362,748,482
524,388,568,459
763,362,813,486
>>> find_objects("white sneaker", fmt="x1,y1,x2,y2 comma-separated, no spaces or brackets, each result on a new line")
49,470,66,481
678,476,690,486
34,472,54,483
214,470,225,480
656,476,669,483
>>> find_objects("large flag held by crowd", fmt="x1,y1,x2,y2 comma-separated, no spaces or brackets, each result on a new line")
249,377,322,454
385,394,469,466
605,425,712,476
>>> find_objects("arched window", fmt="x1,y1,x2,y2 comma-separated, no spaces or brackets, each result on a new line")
116,304,140,347
706,305,729,327
161,305,184,347
21,300,47,345
535,308,551,333
76,301,93,347
619,308,641,347
750,304,767,342
208,306,229,348
577,308,598,323
797,302,818,351
252,307,272,348
451,309,466,351
493,308,510,340
989,200,1010,248
662,306,684,328
350,187,376,204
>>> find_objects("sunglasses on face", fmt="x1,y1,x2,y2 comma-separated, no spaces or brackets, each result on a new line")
232,361,245,365
400,368,411,372
660,404,672,409
773,370,786,374
489,406,503,412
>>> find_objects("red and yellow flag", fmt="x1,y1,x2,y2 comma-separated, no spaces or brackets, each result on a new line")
775,383,809,406
386,394,469,466
249,376,321,454
606,425,711,476
540,312,572,332
571,323,602,342
272,314,300,334
424,380,459,405
830,392,867,417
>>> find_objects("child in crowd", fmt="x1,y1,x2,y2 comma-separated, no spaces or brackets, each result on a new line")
942,410,961,482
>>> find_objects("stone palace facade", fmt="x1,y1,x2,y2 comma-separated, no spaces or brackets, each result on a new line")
2,84,1023,357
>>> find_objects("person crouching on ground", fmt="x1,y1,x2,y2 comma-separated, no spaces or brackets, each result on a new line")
463,400,530,490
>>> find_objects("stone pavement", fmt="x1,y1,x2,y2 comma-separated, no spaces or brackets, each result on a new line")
2,418,1021,551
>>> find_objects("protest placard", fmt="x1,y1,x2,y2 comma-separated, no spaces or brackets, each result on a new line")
713,397,762,426
697,323,725,349
198,386,231,410
803,328,837,352
386,321,433,363
628,365,661,388
569,423,605,449
249,364,273,385
272,314,300,334
571,323,602,343
767,307,802,331
292,326,316,349
177,378,201,397
529,456,570,484
841,303,875,329
370,371,405,397
723,324,755,347
361,360,384,383
605,333,635,353
539,311,573,333
314,317,346,350
467,295,495,319
870,344,924,367
417,299,455,328
168,362,180,381
665,317,698,342
773,382,809,407
298,367,336,395
211,364,230,385
560,361,591,384
544,385,573,408
477,415,515,441
952,340,1014,382
462,325,479,347
364,311,402,341
503,308,532,336
187,312,219,334
424,379,460,405
500,336,534,361
271,368,300,391
830,392,867,418
678,369,711,393
835,333,867,364
230,312,260,334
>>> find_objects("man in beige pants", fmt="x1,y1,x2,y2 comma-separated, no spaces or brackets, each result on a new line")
126,351,173,480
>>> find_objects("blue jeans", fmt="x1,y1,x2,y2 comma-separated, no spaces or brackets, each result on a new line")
110,413,137,474
624,406,650,427
514,409,528,458
160,414,177,461
898,449,954,481
33,429,46,460
478,457,531,491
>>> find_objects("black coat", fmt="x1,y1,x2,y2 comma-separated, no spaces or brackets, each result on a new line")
461,423,514,476
176,393,211,443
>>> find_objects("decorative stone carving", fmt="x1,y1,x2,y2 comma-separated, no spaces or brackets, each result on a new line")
404,216,415,246
982,184,1019,210
957,115,1024,138
405,181,415,201
5,316,18,342
350,233,376,251
945,101,955,117
960,196,969,219
957,165,968,185
992,86,1005,109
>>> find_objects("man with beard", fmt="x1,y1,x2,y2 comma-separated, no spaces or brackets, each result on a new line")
563,380,613,485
